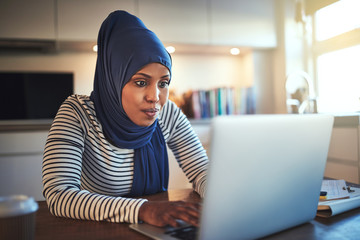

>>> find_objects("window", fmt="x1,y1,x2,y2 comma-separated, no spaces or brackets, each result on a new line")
315,0,360,41
317,45,360,113
311,0,360,113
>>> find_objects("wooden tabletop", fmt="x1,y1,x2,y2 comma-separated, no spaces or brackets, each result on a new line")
35,189,360,240
35,189,199,240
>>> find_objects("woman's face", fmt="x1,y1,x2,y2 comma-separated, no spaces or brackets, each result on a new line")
122,63,170,127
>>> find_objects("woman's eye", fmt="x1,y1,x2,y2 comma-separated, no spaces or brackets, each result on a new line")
159,81,169,88
135,81,147,87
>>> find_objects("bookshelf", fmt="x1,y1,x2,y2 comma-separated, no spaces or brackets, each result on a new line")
170,86,256,120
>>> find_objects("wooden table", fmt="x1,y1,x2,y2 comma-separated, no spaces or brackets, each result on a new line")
35,189,360,240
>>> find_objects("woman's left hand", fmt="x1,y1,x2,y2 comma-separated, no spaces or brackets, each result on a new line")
138,200,202,227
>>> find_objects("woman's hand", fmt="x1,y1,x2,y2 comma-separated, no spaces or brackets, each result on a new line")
138,201,201,227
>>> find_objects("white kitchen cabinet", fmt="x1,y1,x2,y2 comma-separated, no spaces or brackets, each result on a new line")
138,0,209,45
1,0,278,48
324,115,360,184
57,0,136,41
0,0,56,40
0,154,44,200
0,131,49,201
209,0,277,48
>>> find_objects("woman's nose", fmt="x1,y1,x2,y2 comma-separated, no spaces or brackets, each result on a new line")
145,85,160,103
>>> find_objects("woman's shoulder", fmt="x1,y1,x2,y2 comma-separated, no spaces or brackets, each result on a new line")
61,94,94,110
64,94,91,104
59,94,97,120
58,94,104,133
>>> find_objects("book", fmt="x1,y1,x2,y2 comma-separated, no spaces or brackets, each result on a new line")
208,89,217,118
191,90,201,119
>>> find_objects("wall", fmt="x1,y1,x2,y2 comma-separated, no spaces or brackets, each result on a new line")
0,49,277,117
246,50,276,114
272,0,307,114
171,53,246,95
0,51,248,97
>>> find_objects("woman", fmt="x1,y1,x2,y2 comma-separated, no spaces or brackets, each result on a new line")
42,10,208,228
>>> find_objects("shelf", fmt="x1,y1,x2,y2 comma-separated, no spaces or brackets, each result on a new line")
0,119,52,132
189,119,212,125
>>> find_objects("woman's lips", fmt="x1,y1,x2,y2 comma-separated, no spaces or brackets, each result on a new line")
142,108,159,118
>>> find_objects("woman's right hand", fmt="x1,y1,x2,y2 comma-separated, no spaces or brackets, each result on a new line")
138,201,201,227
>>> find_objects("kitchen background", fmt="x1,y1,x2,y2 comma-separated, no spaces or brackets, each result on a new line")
1,0,359,200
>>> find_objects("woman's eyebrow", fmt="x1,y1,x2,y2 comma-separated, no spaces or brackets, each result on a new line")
133,73,151,78
133,73,170,79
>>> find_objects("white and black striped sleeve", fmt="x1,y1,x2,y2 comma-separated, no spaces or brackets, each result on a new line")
160,101,208,198
42,97,147,223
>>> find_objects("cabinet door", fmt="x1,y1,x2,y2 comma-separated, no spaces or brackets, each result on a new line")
57,0,136,41
0,154,44,200
0,0,55,40
0,131,48,201
325,127,359,183
138,0,209,45
209,0,277,48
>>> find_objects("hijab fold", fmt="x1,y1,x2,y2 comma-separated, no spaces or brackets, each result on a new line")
90,10,171,196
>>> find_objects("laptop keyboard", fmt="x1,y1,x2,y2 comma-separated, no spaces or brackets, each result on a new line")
165,225,198,240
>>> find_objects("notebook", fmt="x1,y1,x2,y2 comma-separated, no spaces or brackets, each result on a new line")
130,114,334,240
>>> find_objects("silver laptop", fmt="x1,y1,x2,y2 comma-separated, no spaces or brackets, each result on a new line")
130,114,334,240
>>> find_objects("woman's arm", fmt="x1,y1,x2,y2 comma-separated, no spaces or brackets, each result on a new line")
135,101,207,227
160,101,208,198
42,96,147,223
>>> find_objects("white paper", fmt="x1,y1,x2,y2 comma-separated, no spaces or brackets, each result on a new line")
317,186,360,217
320,179,350,200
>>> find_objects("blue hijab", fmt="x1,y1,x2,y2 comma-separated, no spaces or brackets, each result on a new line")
90,10,171,197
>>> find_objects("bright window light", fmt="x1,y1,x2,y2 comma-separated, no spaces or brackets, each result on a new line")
317,45,360,113
315,0,360,41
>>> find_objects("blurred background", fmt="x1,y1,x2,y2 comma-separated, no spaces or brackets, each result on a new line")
0,0,359,200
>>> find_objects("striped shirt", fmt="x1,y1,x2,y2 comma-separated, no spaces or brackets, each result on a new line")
42,94,208,224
